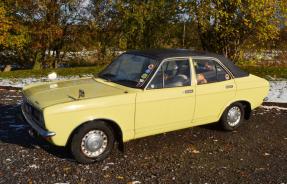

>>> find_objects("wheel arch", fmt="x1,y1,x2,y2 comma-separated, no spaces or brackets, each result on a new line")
220,100,252,120
237,100,252,120
66,118,124,151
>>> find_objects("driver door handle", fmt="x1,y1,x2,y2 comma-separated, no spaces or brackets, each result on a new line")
184,89,193,94
225,85,234,89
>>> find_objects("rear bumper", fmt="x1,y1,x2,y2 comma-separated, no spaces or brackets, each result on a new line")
21,105,56,137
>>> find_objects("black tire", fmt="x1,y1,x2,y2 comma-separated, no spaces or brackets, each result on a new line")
70,121,115,164
220,102,245,131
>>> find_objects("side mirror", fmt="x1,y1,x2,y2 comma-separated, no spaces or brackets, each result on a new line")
48,72,57,80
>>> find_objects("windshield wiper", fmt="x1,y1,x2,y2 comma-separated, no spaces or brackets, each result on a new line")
99,73,115,81
113,79,138,85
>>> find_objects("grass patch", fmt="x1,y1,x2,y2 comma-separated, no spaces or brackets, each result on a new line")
0,66,104,79
0,65,286,79
239,66,287,79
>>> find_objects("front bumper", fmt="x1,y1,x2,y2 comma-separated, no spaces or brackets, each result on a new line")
21,105,56,137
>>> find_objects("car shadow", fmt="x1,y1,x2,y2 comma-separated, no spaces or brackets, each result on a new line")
199,122,225,131
0,104,73,160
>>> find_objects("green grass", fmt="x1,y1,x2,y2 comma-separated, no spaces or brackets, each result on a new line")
0,66,104,79
0,65,286,79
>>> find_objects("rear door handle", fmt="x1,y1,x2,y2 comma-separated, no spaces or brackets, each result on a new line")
184,89,193,94
225,85,234,89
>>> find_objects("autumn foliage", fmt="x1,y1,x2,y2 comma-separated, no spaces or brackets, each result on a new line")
0,0,286,69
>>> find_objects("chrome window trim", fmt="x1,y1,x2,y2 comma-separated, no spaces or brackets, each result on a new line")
144,57,192,90
191,56,235,79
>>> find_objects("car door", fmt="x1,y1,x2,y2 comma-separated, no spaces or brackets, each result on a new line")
135,58,196,138
192,57,236,124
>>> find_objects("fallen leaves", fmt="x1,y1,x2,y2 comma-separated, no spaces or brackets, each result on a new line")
264,153,271,156
127,181,141,184
192,149,200,154
28,164,39,169
116,176,124,180
63,167,71,172
184,144,200,154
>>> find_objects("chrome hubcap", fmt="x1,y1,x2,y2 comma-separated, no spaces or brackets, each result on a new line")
81,130,108,158
227,106,241,126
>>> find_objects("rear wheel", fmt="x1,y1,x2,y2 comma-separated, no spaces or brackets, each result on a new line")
220,102,245,131
70,121,115,164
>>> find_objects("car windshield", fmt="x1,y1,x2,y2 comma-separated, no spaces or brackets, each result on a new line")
98,54,158,88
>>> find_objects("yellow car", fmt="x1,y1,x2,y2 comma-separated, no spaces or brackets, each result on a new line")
22,49,269,163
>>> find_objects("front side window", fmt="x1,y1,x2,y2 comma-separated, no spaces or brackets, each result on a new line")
148,59,191,89
193,59,231,85
99,54,157,88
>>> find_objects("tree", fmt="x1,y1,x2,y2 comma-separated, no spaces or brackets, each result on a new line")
0,2,28,50
6,0,94,69
0,2,28,71
90,0,182,51
189,0,287,61
116,1,179,49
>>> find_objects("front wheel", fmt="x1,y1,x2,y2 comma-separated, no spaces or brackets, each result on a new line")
220,102,245,131
70,121,115,164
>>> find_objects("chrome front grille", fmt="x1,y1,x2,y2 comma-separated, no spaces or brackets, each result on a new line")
22,98,44,128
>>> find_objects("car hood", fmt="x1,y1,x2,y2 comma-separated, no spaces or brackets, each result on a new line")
22,78,126,109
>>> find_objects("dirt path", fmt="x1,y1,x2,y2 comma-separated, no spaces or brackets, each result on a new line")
0,89,286,184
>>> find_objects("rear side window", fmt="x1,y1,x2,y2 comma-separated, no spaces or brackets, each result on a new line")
193,59,231,85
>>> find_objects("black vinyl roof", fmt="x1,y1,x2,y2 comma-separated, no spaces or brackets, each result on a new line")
126,49,249,78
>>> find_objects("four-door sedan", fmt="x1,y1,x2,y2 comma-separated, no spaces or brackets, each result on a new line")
21,49,269,163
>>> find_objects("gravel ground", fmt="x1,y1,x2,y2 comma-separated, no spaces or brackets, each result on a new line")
0,88,286,184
